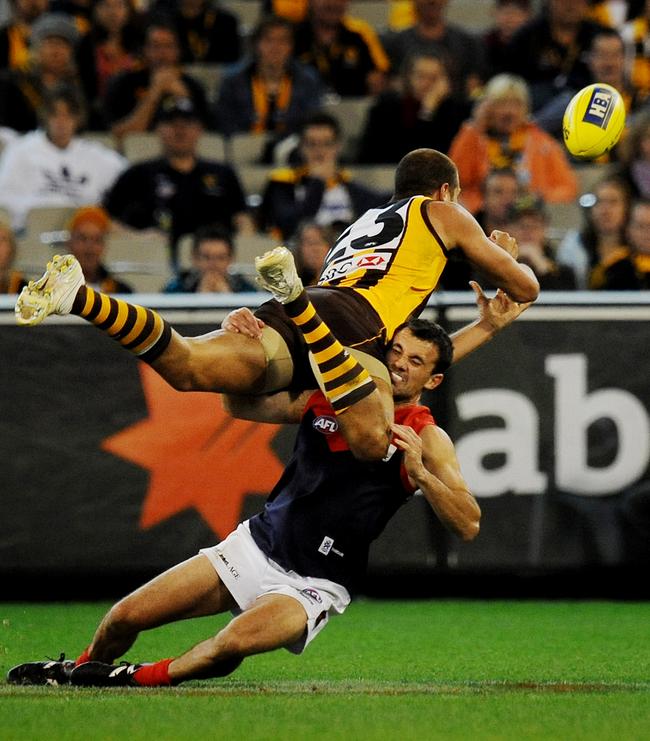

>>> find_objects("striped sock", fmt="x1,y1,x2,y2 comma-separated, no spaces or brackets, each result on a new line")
285,291,376,413
72,286,172,363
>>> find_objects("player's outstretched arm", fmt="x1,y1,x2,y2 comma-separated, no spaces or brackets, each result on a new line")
430,201,540,303
391,422,480,541
450,281,532,364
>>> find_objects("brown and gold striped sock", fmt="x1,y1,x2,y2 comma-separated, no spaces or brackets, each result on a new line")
71,286,172,363
285,291,376,413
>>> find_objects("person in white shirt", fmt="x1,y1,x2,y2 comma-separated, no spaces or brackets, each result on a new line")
0,83,126,231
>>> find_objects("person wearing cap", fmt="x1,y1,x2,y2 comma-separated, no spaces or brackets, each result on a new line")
103,95,254,265
0,84,127,231
102,15,211,140
504,193,577,290
0,11,87,133
65,205,133,293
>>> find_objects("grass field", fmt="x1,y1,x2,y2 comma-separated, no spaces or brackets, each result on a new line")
1,599,649,740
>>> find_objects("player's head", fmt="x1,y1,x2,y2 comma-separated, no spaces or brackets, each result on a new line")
386,318,453,403
394,148,460,203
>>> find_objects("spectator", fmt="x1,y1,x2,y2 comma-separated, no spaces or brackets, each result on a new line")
475,167,522,235
292,0,390,97
0,0,49,70
76,0,143,126
0,220,27,293
102,16,211,140
535,27,648,141
214,15,323,161
591,0,641,29
504,193,576,289
150,0,242,64
483,0,534,77
290,219,334,285
65,205,133,293
615,110,650,198
163,224,256,293
557,176,632,289
381,0,486,101
504,0,609,111
448,73,578,214
258,111,387,240
586,196,650,289
0,84,127,231
104,96,254,265
0,12,85,133
357,51,470,163
621,0,650,99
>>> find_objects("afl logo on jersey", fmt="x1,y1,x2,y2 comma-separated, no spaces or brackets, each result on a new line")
313,415,339,434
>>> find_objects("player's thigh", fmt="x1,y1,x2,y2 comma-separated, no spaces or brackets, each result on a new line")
220,593,308,655
115,554,237,629
154,328,270,393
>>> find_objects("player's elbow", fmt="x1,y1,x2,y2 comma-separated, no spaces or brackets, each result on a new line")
458,499,481,541
459,518,480,542
514,273,540,303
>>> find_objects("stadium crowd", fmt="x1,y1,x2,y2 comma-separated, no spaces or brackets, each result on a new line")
1,0,650,294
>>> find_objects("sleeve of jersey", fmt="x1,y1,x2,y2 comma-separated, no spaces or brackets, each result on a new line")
397,405,435,493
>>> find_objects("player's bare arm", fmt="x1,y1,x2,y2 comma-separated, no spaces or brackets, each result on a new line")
391,422,480,542
450,281,532,364
427,201,540,303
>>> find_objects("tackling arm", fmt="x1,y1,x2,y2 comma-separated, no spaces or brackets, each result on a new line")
391,423,480,541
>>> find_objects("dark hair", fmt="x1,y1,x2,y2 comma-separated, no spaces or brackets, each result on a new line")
299,111,341,140
41,83,87,125
482,167,519,192
251,14,294,45
394,149,459,199
144,14,179,43
394,318,453,374
193,224,235,256
589,26,624,52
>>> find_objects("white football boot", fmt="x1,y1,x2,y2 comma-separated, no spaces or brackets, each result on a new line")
255,246,304,304
15,254,85,326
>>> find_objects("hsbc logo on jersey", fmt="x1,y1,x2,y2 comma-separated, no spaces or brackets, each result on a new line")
321,253,390,282
313,415,338,434
357,254,387,268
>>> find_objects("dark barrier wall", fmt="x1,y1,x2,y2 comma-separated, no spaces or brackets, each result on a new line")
2,301,650,592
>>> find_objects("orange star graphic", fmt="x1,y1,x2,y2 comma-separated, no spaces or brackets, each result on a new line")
102,363,284,538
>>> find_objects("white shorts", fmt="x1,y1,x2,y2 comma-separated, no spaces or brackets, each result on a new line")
200,521,351,654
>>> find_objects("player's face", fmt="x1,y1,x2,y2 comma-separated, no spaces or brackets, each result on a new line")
386,328,443,404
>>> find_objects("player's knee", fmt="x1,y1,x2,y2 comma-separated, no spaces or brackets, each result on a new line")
103,598,144,636
346,423,391,462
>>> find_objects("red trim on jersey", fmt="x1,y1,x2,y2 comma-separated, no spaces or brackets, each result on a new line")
305,391,435,490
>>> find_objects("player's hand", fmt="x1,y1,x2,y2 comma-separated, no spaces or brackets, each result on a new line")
470,281,531,330
221,307,265,339
391,423,427,482
489,230,519,259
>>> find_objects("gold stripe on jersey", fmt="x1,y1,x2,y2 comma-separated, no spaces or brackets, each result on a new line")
318,195,448,340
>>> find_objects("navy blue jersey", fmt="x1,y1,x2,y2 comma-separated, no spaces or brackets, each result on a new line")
249,393,434,592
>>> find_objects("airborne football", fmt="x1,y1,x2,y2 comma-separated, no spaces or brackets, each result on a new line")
562,83,626,159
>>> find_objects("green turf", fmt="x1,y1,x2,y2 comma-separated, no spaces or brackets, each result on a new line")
1,600,649,740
